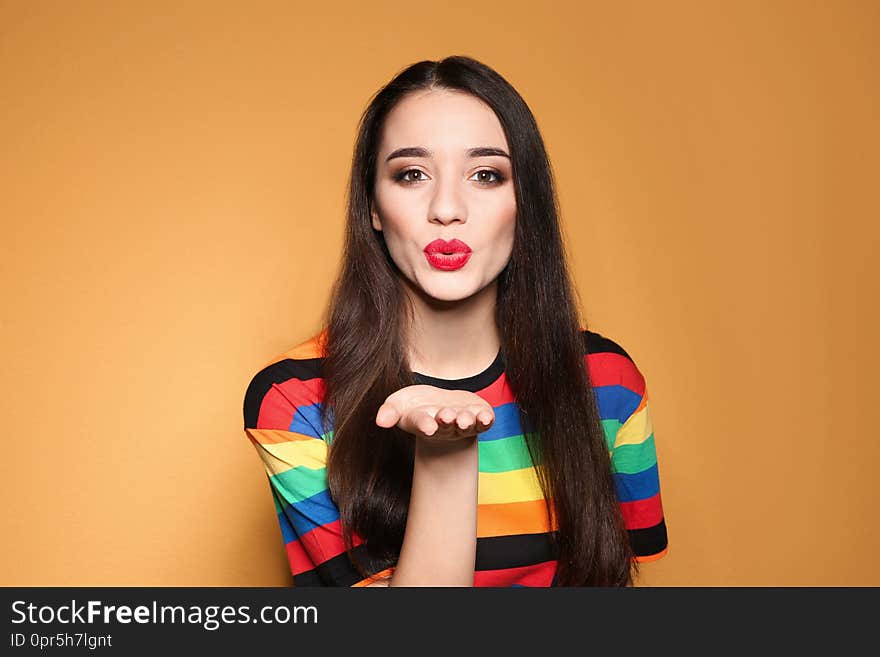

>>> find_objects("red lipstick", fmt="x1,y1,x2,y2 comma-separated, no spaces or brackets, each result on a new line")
423,238,472,271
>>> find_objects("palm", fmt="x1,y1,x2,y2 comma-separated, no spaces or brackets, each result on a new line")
375,385,495,441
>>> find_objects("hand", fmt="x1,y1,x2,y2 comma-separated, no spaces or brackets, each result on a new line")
375,385,495,441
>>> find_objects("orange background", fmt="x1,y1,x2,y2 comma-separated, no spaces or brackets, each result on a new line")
2,1,877,586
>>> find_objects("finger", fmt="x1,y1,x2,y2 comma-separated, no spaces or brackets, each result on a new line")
470,407,495,427
415,410,439,437
436,407,457,425
455,409,477,432
376,402,401,428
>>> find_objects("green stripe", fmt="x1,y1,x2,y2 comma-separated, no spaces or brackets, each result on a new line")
270,480,284,514
478,434,535,473
270,465,328,505
315,426,646,476
611,434,657,474
602,418,621,451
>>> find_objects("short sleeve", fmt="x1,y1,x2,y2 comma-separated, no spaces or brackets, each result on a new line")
609,372,669,562
583,328,669,563
242,357,389,586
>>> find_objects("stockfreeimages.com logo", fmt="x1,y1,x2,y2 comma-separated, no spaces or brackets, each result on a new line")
11,599,318,631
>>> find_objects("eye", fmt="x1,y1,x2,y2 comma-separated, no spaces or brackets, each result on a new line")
394,168,507,186
470,169,506,186
394,168,429,184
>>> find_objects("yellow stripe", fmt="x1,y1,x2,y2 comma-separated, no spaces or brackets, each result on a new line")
246,428,328,472
478,466,544,505
249,424,546,506
263,439,327,471
614,399,653,449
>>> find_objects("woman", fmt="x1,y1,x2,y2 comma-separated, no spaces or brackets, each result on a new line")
243,55,668,586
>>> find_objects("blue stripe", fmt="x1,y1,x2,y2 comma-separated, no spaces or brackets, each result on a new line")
477,402,526,441
613,462,660,502
594,384,642,423
293,400,532,442
281,489,340,537
268,482,298,543
292,400,536,442
288,402,326,438
277,507,297,544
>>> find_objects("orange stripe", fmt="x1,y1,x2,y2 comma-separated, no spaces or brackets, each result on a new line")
477,499,557,537
631,391,647,415
352,567,394,587
262,329,328,368
634,546,668,563
246,427,317,445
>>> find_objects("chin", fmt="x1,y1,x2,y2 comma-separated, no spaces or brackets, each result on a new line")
421,281,483,304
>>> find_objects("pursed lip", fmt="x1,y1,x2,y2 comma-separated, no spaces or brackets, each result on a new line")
423,238,472,255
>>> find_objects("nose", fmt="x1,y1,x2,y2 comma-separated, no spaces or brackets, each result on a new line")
427,174,467,226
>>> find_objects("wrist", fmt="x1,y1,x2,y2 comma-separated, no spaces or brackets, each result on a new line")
414,435,478,471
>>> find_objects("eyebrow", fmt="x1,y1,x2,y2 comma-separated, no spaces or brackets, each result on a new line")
385,146,510,162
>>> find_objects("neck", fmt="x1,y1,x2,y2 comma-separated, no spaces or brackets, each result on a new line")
403,279,501,380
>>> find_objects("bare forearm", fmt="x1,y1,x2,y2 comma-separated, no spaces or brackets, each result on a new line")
389,436,479,586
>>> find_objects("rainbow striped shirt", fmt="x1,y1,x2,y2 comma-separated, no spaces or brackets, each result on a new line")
242,328,668,586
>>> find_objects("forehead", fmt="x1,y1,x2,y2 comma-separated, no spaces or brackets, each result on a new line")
378,88,509,155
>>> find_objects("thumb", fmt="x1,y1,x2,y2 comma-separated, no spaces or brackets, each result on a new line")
376,402,401,428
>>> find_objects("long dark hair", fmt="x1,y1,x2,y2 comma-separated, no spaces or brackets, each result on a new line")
318,55,636,586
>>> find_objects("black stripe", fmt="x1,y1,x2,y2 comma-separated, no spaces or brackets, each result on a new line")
629,518,668,557
292,569,324,587
295,533,559,585
582,329,633,361
293,545,391,587
411,345,505,392
292,523,664,585
248,329,614,423
475,532,557,571
243,357,323,429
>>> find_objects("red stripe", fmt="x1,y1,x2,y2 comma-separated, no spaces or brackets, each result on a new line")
257,386,296,430
473,560,557,587
619,492,664,530
296,520,346,563
260,346,645,429
286,519,368,570
586,352,645,396
257,378,326,430
285,538,315,576
474,373,517,406
276,377,326,407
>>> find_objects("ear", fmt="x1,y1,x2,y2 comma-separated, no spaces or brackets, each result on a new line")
370,203,382,232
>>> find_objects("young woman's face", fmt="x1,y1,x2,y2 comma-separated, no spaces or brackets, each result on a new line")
371,88,516,303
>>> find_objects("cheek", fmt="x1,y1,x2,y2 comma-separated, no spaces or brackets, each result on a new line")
495,200,517,244
380,217,416,248
375,189,421,238
480,208,516,269
375,213,419,268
